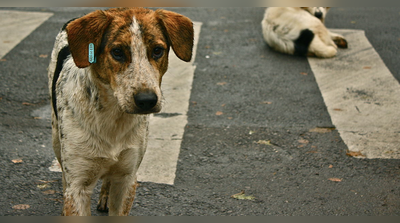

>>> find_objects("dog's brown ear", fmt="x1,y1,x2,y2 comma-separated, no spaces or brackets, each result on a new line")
66,10,112,68
156,9,194,62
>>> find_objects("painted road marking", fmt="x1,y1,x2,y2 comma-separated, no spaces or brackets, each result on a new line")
0,10,53,59
137,22,202,185
308,29,400,159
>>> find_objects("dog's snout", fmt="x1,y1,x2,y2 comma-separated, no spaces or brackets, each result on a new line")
134,92,158,111
314,11,323,19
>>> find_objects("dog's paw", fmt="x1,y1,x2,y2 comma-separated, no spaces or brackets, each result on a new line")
307,51,317,57
333,37,348,49
96,196,109,213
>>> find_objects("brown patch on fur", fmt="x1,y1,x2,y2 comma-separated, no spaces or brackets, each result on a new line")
62,195,77,216
66,7,193,88
131,9,170,82
92,9,135,87
156,9,194,62
121,181,138,216
66,10,113,68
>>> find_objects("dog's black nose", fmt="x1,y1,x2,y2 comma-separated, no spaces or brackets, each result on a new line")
314,11,323,19
134,92,158,111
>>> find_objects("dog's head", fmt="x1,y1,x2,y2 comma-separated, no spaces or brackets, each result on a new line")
301,7,330,23
65,8,194,114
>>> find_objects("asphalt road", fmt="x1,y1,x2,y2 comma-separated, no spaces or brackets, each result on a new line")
0,7,399,216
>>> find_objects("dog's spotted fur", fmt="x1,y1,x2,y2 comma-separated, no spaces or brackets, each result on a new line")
48,7,193,216
261,7,348,58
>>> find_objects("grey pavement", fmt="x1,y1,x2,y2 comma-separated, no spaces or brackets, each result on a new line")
0,7,399,216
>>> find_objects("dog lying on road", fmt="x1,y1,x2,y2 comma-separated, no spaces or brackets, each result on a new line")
48,7,193,216
261,7,348,58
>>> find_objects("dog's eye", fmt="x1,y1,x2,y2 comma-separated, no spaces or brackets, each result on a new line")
111,48,125,62
152,47,164,60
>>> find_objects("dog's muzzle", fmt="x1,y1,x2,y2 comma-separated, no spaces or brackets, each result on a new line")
134,92,158,113
314,11,323,19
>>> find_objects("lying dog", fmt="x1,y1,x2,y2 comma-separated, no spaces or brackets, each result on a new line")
261,7,347,58
47,7,193,216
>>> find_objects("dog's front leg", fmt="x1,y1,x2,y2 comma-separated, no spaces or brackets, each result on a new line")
96,177,136,214
108,177,138,216
106,146,145,216
63,189,92,216
61,158,101,216
97,178,111,212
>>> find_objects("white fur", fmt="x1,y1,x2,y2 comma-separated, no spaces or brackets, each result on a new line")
261,7,347,58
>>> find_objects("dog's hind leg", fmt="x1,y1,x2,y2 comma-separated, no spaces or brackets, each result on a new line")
294,29,315,56
309,35,338,58
329,31,348,48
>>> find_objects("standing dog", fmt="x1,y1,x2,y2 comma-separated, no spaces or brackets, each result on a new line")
261,7,348,58
48,7,193,216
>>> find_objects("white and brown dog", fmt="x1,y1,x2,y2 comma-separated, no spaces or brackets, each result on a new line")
47,7,193,216
261,7,347,58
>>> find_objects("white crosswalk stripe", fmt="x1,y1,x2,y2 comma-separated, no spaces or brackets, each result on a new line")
0,10,53,59
308,29,400,159
137,22,202,185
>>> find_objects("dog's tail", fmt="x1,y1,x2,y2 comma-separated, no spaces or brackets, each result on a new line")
294,29,314,56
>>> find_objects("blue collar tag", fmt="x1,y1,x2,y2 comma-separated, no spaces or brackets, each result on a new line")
89,43,96,64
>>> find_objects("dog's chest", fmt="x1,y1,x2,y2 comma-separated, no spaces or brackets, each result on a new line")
56,64,149,159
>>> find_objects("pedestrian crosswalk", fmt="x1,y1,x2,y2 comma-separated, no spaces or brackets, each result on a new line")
1,10,399,189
